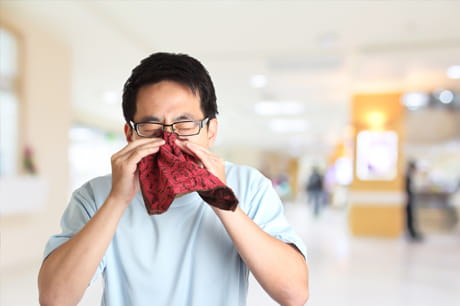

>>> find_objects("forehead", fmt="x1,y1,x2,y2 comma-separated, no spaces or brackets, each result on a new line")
134,81,203,121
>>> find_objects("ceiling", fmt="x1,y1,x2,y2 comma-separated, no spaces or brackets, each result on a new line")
2,0,460,155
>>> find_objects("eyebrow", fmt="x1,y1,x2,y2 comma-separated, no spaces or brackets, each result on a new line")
174,114,195,121
138,115,161,123
138,113,196,123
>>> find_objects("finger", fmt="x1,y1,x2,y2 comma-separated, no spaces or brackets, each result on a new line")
125,144,163,165
113,144,162,172
183,142,210,164
174,139,195,156
185,143,223,171
115,138,165,157
114,147,161,176
185,142,217,160
115,139,165,162
174,140,205,166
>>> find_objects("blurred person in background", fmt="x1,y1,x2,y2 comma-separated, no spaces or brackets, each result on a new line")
37,52,309,306
306,166,324,218
405,160,423,241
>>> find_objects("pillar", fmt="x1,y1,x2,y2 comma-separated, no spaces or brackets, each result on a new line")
348,93,405,237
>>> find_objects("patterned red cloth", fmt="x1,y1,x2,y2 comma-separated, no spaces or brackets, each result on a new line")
138,132,239,215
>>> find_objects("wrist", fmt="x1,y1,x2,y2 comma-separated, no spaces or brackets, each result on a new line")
212,205,238,218
106,192,133,209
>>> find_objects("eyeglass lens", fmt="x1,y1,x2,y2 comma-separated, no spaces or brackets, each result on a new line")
137,121,202,137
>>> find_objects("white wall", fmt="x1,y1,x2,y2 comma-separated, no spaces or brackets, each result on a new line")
0,8,72,269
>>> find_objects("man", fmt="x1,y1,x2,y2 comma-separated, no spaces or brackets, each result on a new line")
38,53,309,306
306,166,324,217
405,160,423,241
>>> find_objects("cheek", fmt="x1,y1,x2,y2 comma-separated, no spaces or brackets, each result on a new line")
200,135,211,148
188,134,209,148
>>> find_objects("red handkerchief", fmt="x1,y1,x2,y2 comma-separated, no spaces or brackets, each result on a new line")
138,132,239,215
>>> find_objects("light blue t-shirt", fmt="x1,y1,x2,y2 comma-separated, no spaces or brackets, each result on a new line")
44,162,307,306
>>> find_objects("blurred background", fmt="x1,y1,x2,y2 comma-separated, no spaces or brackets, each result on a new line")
0,1,459,305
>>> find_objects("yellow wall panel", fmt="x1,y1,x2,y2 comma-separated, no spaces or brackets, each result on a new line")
349,206,404,237
349,92,406,237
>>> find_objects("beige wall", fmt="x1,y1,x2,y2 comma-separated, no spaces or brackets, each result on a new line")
214,146,303,200
406,109,460,143
0,10,71,268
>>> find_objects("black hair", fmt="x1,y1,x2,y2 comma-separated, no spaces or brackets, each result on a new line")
122,52,218,123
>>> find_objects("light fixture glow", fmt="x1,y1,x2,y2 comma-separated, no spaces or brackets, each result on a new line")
366,112,386,130
250,75,267,88
447,65,460,79
269,119,308,133
402,92,429,110
317,32,339,49
439,90,454,104
254,101,304,116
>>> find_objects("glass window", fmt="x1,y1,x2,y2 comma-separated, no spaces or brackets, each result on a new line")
69,125,125,190
0,27,19,176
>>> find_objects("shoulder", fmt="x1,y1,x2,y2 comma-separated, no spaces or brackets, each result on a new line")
72,174,112,207
225,161,270,187
85,174,112,190
224,161,274,212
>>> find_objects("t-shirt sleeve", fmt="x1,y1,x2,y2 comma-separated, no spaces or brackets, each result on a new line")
243,172,307,259
43,183,106,284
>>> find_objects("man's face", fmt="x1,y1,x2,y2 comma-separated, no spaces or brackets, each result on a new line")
124,80,218,148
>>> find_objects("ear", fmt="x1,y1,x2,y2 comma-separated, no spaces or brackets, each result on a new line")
206,118,218,147
124,123,134,142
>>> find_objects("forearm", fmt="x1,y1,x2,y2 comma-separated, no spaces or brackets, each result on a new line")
38,196,126,306
213,207,309,306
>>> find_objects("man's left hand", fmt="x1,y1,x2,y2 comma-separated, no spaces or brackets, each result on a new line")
175,140,226,184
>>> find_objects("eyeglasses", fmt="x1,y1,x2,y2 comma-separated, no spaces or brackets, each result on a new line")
130,118,209,138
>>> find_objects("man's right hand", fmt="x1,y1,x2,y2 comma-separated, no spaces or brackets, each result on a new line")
38,137,165,306
109,138,165,206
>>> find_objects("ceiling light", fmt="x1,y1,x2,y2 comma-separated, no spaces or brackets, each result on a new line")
317,32,339,49
254,101,304,116
269,119,308,133
366,112,386,130
447,65,460,79
250,75,267,88
401,92,429,110
439,90,454,104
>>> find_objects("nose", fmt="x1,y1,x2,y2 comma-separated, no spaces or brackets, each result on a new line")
162,123,174,133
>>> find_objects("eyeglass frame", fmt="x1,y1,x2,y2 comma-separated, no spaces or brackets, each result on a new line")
129,117,210,138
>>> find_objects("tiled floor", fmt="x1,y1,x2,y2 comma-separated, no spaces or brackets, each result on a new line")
2,202,459,305
273,202,460,306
